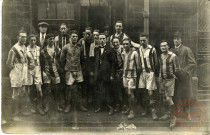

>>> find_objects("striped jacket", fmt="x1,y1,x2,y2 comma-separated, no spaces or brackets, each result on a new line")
122,48,141,78
6,43,28,69
138,44,159,76
40,46,61,76
159,51,180,79
26,45,41,67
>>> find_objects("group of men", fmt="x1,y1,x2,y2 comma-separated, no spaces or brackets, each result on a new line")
6,20,196,129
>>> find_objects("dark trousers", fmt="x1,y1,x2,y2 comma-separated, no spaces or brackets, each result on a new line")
43,84,60,109
112,77,124,107
66,82,83,106
95,80,113,108
138,88,150,111
59,74,66,108
82,75,95,103
28,85,43,108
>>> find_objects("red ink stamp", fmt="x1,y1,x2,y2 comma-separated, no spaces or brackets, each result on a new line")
174,99,206,131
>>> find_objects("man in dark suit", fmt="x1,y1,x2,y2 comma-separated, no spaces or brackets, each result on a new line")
78,27,94,106
55,23,70,50
37,22,49,49
94,33,115,115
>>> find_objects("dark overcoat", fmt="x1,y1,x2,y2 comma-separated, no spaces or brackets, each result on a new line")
171,45,196,98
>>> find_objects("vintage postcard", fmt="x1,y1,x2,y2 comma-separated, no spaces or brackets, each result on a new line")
1,0,210,134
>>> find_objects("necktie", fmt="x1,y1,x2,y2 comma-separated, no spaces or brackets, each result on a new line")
41,34,44,46
62,37,65,48
116,51,122,68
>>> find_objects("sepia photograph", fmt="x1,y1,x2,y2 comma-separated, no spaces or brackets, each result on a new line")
1,0,210,134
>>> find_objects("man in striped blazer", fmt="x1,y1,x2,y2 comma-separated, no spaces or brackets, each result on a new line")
121,38,141,119
40,33,61,113
6,30,28,121
138,33,159,120
158,40,180,129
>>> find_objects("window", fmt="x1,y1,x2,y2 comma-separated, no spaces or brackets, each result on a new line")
38,1,75,20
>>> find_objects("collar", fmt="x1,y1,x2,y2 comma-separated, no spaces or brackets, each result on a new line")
17,42,25,51
162,51,173,56
40,33,46,37
115,32,123,37
114,46,122,52
168,51,173,55
141,44,152,50
100,44,106,48
28,45,37,50
69,41,78,48
175,44,182,49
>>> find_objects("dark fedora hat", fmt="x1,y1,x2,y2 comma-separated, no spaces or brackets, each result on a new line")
173,31,182,38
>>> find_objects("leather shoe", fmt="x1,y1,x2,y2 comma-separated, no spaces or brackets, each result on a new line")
64,105,71,113
94,107,101,113
80,106,88,112
57,105,63,112
114,104,120,112
36,106,45,116
109,108,114,115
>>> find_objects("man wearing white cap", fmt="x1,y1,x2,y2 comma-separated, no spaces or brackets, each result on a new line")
37,22,49,49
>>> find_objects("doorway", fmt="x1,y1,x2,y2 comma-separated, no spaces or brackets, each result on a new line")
88,6,111,31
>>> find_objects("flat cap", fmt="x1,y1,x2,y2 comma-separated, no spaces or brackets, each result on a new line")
45,33,54,39
173,31,182,38
38,22,49,27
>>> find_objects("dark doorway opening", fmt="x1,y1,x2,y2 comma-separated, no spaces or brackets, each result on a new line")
88,6,110,32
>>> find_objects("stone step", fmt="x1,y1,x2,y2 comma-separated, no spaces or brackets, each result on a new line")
197,90,210,94
197,94,210,100
2,119,210,128
198,99,210,106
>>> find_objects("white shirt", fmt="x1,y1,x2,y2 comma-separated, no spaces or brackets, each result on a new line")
40,33,46,41
100,47,104,55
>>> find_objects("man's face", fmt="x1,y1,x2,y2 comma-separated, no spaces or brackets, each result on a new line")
93,31,99,40
85,30,92,40
71,33,78,43
115,23,123,33
18,33,27,45
123,40,131,51
139,36,148,47
29,37,36,46
47,37,54,45
39,26,48,33
113,38,120,49
104,29,110,37
60,25,68,35
173,37,182,46
99,35,106,47
160,42,169,53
